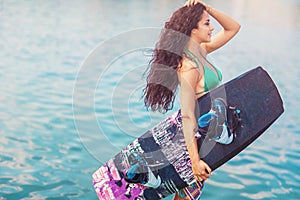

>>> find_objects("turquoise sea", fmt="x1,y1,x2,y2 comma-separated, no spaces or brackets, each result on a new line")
0,0,299,199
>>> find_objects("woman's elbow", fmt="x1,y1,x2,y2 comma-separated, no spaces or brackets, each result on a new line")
181,112,196,121
230,24,241,37
236,23,241,33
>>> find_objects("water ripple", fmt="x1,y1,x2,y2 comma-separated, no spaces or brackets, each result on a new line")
1,0,300,199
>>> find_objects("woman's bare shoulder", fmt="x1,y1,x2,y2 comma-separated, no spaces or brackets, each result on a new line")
178,57,198,74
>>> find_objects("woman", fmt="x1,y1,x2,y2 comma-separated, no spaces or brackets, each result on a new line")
143,0,240,199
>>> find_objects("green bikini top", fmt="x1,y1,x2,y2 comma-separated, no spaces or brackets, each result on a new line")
184,48,222,95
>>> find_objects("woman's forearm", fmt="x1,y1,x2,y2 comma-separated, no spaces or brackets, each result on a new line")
208,5,241,33
182,116,200,162
186,0,240,32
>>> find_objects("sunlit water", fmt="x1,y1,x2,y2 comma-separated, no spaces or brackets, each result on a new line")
0,0,299,199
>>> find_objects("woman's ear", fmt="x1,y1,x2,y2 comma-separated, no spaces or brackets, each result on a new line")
191,28,198,36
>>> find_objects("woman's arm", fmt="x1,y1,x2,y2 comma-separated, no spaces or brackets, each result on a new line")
186,0,241,54
178,60,212,182
203,3,241,53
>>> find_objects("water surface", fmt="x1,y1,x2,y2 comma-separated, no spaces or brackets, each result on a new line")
0,0,299,199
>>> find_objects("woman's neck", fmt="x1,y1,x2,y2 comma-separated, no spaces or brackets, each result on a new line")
185,40,206,58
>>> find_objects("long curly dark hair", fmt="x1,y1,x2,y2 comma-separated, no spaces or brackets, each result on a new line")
143,3,206,112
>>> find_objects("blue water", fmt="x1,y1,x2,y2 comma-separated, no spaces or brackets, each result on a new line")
0,0,299,199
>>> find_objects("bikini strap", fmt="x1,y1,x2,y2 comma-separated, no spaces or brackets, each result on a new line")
183,48,206,95
183,47,205,69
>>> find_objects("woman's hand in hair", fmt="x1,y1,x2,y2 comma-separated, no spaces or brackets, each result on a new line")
185,0,208,7
184,0,198,7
